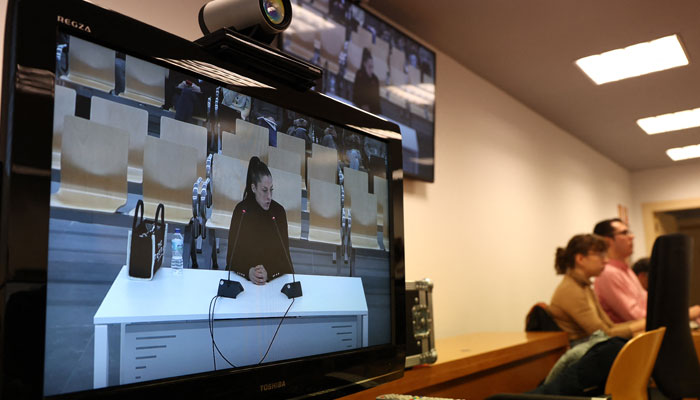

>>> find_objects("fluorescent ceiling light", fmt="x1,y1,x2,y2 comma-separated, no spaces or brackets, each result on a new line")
637,107,700,135
575,34,688,84
666,144,700,161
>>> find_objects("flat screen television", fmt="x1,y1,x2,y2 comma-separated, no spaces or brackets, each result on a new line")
280,0,436,182
0,0,406,398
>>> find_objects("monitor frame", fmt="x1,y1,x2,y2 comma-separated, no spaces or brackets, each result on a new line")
0,1,406,399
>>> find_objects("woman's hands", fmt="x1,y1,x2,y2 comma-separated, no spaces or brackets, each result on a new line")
248,265,268,285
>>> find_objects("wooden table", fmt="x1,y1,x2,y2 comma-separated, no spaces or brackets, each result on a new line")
339,331,569,400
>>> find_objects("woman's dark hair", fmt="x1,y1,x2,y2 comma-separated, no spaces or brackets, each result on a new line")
243,156,271,199
554,234,608,274
361,47,373,65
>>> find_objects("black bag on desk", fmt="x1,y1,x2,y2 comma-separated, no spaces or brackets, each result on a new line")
128,200,166,279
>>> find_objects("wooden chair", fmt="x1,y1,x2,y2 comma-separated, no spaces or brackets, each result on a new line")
308,143,338,184
221,131,266,165
118,55,167,107
269,167,302,240
276,132,306,188
319,18,345,75
51,116,128,213
207,154,247,230
235,119,269,161
60,36,115,93
140,136,198,224
90,96,148,183
373,176,389,251
342,167,368,210
268,146,302,178
349,191,379,250
159,116,208,179
307,178,341,245
282,3,321,61
485,327,666,400
51,85,76,170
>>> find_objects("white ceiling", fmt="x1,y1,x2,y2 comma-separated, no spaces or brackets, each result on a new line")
367,0,700,171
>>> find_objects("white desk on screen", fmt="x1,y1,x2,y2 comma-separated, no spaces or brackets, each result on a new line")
93,266,368,388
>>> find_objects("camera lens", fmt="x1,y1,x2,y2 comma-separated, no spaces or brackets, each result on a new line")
262,0,285,25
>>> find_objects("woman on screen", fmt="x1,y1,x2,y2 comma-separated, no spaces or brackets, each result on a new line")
548,234,645,343
226,156,293,285
353,47,381,114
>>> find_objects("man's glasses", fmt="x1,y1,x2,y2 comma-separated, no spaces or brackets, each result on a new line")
613,229,633,237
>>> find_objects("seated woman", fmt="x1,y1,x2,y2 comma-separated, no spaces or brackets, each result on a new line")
226,156,293,285
548,234,645,342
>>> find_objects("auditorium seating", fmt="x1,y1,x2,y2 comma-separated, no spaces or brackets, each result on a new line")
207,154,247,230
283,7,320,62
342,167,368,210
140,136,198,224
268,146,302,179
276,132,307,188
319,18,346,75
159,116,208,179
269,167,302,240
373,176,389,251
348,191,379,250
60,36,115,93
51,85,76,170
51,116,128,213
119,55,167,107
90,96,148,183
307,177,342,245
235,118,269,161
307,153,337,184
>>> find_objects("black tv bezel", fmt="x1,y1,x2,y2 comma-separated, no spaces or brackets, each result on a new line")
0,1,406,399
279,0,437,182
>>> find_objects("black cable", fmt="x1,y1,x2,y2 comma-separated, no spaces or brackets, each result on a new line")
258,298,295,364
227,209,247,281
208,295,237,369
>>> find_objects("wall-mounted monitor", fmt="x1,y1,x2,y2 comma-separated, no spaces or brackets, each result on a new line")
0,0,406,398
281,0,436,182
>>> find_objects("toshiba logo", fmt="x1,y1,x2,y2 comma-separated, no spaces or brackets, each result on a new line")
57,16,91,33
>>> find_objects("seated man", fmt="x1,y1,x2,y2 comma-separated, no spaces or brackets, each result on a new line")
593,218,700,323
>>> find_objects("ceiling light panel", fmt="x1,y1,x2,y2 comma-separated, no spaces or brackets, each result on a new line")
575,34,688,85
666,144,700,161
637,108,700,135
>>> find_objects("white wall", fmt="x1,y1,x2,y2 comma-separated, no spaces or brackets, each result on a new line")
403,52,631,338
2,0,635,339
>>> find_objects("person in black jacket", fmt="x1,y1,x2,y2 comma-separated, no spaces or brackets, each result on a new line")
353,47,381,114
226,156,293,284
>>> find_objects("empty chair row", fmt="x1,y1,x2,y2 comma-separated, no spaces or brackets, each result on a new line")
59,36,167,106
52,87,208,183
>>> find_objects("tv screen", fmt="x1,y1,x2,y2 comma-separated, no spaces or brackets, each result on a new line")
280,0,436,182
0,1,406,399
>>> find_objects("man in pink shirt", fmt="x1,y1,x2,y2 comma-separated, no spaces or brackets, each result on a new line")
593,218,700,323
593,218,646,322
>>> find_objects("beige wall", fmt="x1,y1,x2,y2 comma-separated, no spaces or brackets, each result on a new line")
2,1,637,339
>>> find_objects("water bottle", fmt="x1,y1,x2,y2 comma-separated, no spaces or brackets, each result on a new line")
171,228,184,274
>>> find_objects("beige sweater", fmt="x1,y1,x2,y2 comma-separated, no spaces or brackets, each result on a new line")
548,269,635,342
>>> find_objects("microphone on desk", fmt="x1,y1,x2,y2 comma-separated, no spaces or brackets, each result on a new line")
272,215,302,299
218,209,246,299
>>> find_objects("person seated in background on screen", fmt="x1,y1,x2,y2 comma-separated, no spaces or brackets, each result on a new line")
343,133,364,170
548,233,645,343
352,47,381,114
592,218,700,323
631,257,650,291
226,156,293,285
